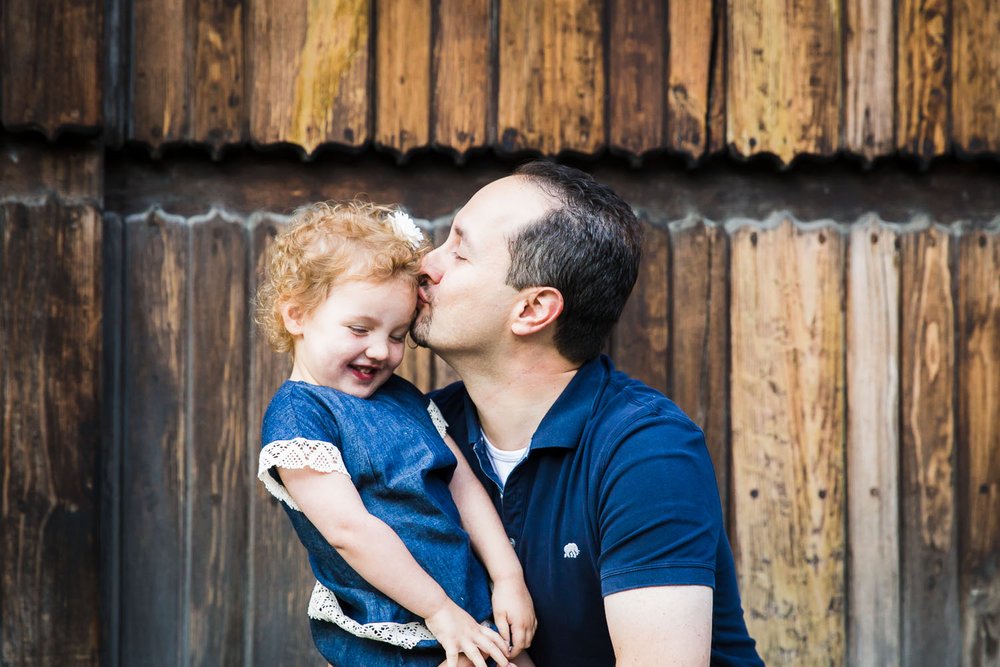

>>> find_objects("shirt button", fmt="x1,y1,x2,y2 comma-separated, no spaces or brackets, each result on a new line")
509,537,516,548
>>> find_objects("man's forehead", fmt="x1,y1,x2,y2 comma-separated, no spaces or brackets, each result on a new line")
457,175,556,231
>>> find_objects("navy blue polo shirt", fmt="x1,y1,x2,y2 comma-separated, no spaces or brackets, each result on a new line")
430,355,762,666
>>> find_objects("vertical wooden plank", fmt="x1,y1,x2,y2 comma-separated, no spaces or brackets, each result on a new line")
121,211,189,666
607,0,665,157
958,227,1000,666
187,213,248,665
248,0,370,154
1,0,103,135
707,0,727,155
900,225,960,666
730,219,846,664
667,0,713,158
191,0,245,152
375,0,432,155
952,0,1000,155
433,0,491,156
247,215,319,667
847,219,901,666
844,0,895,159
498,0,605,155
727,0,841,163
897,0,950,160
132,0,188,148
669,219,729,519
1,201,102,665
613,219,669,394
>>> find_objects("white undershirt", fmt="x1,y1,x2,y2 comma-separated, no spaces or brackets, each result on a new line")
481,430,529,487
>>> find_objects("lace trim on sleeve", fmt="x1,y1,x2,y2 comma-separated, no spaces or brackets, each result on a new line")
257,438,350,511
426,400,449,439
307,580,437,649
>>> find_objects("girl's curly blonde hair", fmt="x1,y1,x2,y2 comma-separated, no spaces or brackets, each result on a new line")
255,200,430,354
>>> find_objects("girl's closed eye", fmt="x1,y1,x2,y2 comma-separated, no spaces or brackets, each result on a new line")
348,325,368,335
389,333,407,343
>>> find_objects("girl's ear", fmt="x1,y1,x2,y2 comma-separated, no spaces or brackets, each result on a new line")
510,287,564,337
281,302,306,336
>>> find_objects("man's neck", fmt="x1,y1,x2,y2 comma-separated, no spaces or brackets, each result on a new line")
452,349,579,452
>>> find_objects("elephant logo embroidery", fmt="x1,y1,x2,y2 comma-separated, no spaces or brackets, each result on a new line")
563,542,580,559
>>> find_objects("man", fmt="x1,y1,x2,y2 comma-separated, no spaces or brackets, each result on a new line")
411,161,762,666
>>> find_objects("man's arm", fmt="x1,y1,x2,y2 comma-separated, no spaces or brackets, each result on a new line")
604,585,712,666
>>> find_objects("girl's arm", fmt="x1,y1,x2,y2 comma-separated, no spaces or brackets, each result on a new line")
279,465,510,667
440,434,537,657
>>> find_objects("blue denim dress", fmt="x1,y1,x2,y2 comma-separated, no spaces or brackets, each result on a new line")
258,375,493,666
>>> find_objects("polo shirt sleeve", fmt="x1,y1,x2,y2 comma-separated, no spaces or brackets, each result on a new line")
596,415,723,597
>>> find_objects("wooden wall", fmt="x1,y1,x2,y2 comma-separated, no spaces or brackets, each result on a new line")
3,0,1000,163
2,1,1000,666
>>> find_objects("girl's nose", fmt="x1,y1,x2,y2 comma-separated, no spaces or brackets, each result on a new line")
366,339,388,361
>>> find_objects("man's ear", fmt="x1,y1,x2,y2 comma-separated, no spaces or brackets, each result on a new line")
281,302,306,336
510,287,564,337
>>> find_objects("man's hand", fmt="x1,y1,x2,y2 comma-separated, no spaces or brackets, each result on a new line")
604,585,712,666
490,575,537,657
425,601,511,667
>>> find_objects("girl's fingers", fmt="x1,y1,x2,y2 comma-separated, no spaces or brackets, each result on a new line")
495,614,511,649
476,630,510,666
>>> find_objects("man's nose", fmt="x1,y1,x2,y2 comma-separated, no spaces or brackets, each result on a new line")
420,245,444,283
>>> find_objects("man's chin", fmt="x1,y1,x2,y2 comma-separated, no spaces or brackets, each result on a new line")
409,316,431,348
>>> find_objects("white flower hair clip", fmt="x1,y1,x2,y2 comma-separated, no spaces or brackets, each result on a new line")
387,210,425,250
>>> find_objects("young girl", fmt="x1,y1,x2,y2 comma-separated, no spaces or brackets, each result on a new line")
255,201,536,667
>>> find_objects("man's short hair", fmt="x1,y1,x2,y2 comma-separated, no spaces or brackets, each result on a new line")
507,161,642,363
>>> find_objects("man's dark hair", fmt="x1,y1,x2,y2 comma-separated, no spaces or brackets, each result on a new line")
507,160,643,363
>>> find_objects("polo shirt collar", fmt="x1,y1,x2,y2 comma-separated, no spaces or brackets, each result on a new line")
461,355,611,451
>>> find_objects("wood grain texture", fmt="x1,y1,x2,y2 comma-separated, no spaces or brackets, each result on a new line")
897,0,950,159
846,219,901,666
900,225,960,666
607,0,665,156
952,0,1000,155
375,0,432,155
131,0,188,147
613,219,669,394
727,0,841,163
844,0,895,159
730,219,846,664
667,0,713,157
190,0,245,152
1,0,103,135
1,201,102,665
433,0,491,156
247,215,319,666
188,213,248,665
957,227,1000,666
0,141,103,202
120,210,189,666
669,220,729,519
707,0,727,155
498,0,605,155
248,0,370,153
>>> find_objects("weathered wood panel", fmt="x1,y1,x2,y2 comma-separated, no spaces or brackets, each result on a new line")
0,0,103,135
613,218,669,394
844,0,895,159
248,0,369,153
1,200,102,665
900,225,960,666
897,0,950,159
433,0,491,156
667,0,713,157
727,0,841,163
846,219,901,666
132,0,245,151
188,214,248,664
375,0,431,155
120,211,189,665
952,0,1000,155
958,227,1000,666
730,219,845,664
670,219,729,519
498,0,605,155
0,141,103,202
608,0,665,156
247,215,319,666
707,0,727,155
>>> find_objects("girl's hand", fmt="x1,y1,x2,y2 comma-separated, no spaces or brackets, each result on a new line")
490,576,537,657
425,601,510,667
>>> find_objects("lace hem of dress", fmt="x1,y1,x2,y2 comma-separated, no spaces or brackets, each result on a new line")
307,580,437,649
258,438,350,511
426,400,449,439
